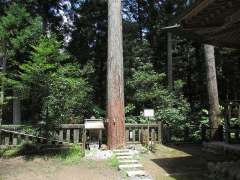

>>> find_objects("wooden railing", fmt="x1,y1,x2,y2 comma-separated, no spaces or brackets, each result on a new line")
58,124,85,144
125,122,165,145
0,124,85,148
1,122,171,148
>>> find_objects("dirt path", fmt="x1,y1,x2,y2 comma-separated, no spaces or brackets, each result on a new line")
0,157,120,180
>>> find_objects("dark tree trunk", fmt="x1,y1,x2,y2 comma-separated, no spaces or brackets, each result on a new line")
204,44,221,140
13,90,21,125
107,0,126,149
167,32,173,90
137,0,143,41
0,54,6,125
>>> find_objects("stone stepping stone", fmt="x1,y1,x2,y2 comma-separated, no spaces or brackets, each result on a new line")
113,149,129,153
117,155,133,159
119,163,143,170
119,159,139,164
115,152,133,156
126,170,147,177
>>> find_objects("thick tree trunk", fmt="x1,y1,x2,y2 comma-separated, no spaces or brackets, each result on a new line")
107,0,125,149
204,44,221,140
0,54,6,125
13,90,21,125
167,32,173,90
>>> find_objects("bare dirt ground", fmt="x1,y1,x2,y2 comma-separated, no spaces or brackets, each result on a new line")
0,156,121,180
141,144,225,180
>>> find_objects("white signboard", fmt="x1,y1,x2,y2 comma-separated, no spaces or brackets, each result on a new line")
144,109,154,117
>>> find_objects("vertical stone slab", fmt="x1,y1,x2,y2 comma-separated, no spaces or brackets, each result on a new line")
66,129,71,143
132,129,135,143
59,130,63,142
73,129,79,144
138,129,141,142
5,136,10,145
13,135,18,145
125,129,129,142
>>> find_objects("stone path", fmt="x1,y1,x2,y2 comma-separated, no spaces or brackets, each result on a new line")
113,149,152,180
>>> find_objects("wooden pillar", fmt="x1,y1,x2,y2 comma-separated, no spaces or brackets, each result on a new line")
107,0,125,149
158,121,163,144
204,44,221,140
167,32,173,90
99,129,102,147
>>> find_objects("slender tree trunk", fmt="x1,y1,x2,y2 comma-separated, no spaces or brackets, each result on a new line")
13,90,21,125
204,44,221,140
167,32,173,90
107,0,125,149
0,54,6,125
137,0,143,41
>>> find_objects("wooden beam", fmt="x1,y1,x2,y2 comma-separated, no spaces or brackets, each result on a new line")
181,0,217,21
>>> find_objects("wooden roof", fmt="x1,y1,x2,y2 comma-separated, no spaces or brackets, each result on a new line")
171,0,240,48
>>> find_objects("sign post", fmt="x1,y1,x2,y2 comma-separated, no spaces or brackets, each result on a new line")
143,109,154,149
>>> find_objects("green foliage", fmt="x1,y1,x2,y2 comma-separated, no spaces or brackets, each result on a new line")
19,36,93,126
125,41,190,128
43,64,93,124
107,155,119,168
0,3,42,59
0,147,19,158
54,145,84,164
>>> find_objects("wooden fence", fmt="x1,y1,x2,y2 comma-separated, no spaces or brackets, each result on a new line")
0,124,85,148
125,122,171,144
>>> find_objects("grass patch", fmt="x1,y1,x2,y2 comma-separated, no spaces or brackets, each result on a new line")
107,155,119,168
0,146,22,158
0,143,84,165
54,144,84,164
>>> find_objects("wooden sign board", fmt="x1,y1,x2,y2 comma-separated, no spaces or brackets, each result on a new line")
144,109,154,117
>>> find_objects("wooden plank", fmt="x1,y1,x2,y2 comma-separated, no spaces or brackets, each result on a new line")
125,124,159,128
60,124,84,129
73,129,79,144
66,129,71,142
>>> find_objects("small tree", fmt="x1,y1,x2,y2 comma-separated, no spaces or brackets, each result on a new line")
19,36,93,127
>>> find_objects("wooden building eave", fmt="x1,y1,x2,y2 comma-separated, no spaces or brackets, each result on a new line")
166,0,240,49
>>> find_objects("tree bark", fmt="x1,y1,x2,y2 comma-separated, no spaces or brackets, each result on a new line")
107,0,126,149
0,54,6,125
13,90,21,125
204,44,221,140
167,32,173,90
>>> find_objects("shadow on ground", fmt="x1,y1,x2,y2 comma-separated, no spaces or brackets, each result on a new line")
142,144,227,180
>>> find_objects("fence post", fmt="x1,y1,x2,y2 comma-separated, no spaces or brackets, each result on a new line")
218,125,223,141
66,129,71,142
158,121,162,144
59,129,63,142
74,129,80,144
201,124,206,142
235,125,239,141
184,127,189,142
82,128,86,155
125,128,129,142
132,129,135,143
